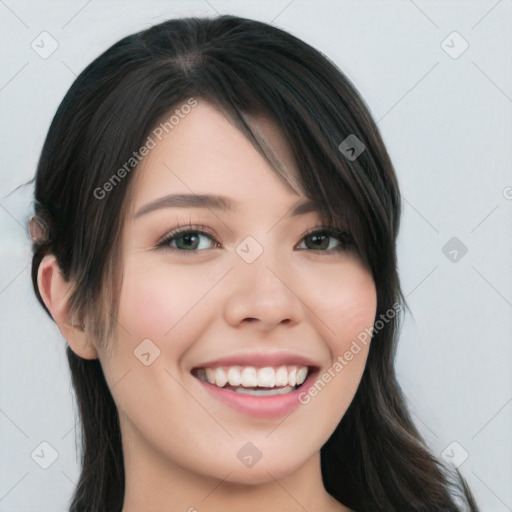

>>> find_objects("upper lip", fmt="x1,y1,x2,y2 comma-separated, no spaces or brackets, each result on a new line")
191,351,321,371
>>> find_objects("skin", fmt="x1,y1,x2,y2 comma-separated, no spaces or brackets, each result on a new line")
38,101,377,512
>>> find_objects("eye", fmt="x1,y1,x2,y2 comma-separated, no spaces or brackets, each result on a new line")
156,224,219,253
155,223,354,254
296,227,354,252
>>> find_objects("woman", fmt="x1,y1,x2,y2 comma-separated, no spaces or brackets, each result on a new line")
29,15,479,512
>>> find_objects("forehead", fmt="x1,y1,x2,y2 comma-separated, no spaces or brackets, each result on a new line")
128,101,303,215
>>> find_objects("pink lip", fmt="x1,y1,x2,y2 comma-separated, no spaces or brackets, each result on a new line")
193,369,320,419
192,351,320,370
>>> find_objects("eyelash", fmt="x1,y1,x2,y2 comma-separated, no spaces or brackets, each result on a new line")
155,221,355,255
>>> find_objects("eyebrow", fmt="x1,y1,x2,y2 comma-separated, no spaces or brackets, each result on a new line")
133,193,318,219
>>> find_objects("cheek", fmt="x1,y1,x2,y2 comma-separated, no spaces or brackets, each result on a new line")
304,258,377,349
120,279,170,337
299,260,376,413
117,256,215,340
335,279,377,345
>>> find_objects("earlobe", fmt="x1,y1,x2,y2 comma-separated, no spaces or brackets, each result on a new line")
37,255,98,360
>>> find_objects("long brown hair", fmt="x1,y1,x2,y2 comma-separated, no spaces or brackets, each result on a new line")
30,15,478,512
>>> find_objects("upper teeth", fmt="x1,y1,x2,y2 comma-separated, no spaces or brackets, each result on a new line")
198,365,309,388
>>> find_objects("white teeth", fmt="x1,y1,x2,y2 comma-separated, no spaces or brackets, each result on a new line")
288,367,297,387
241,367,257,387
198,365,310,389
257,367,275,387
227,367,242,386
205,368,216,384
275,365,288,386
215,367,228,387
296,367,308,385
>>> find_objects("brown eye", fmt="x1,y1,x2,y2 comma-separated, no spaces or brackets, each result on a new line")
297,228,354,252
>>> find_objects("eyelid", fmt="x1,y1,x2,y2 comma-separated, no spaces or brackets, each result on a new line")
300,225,351,240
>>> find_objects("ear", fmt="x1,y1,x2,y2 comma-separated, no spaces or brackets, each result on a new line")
37,254,98,360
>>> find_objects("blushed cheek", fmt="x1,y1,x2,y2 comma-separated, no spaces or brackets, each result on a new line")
119,275,189,341
322,271,377,356
117,260,218,348
343,285,377,336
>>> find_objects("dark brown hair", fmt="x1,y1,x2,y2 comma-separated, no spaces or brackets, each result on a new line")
30,15,478,512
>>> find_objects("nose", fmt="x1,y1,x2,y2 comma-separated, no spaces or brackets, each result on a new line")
222,248,305,331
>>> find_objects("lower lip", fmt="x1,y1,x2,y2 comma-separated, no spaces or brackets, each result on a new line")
193,371,319,419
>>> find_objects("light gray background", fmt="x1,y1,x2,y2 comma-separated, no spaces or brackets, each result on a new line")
1,1,511,511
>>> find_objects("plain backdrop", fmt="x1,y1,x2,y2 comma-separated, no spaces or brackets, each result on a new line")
0,1,511,511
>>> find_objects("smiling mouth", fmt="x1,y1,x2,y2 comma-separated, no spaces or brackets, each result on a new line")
192,365,315,396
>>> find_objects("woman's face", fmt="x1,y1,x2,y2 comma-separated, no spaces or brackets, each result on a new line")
97,100,377,486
